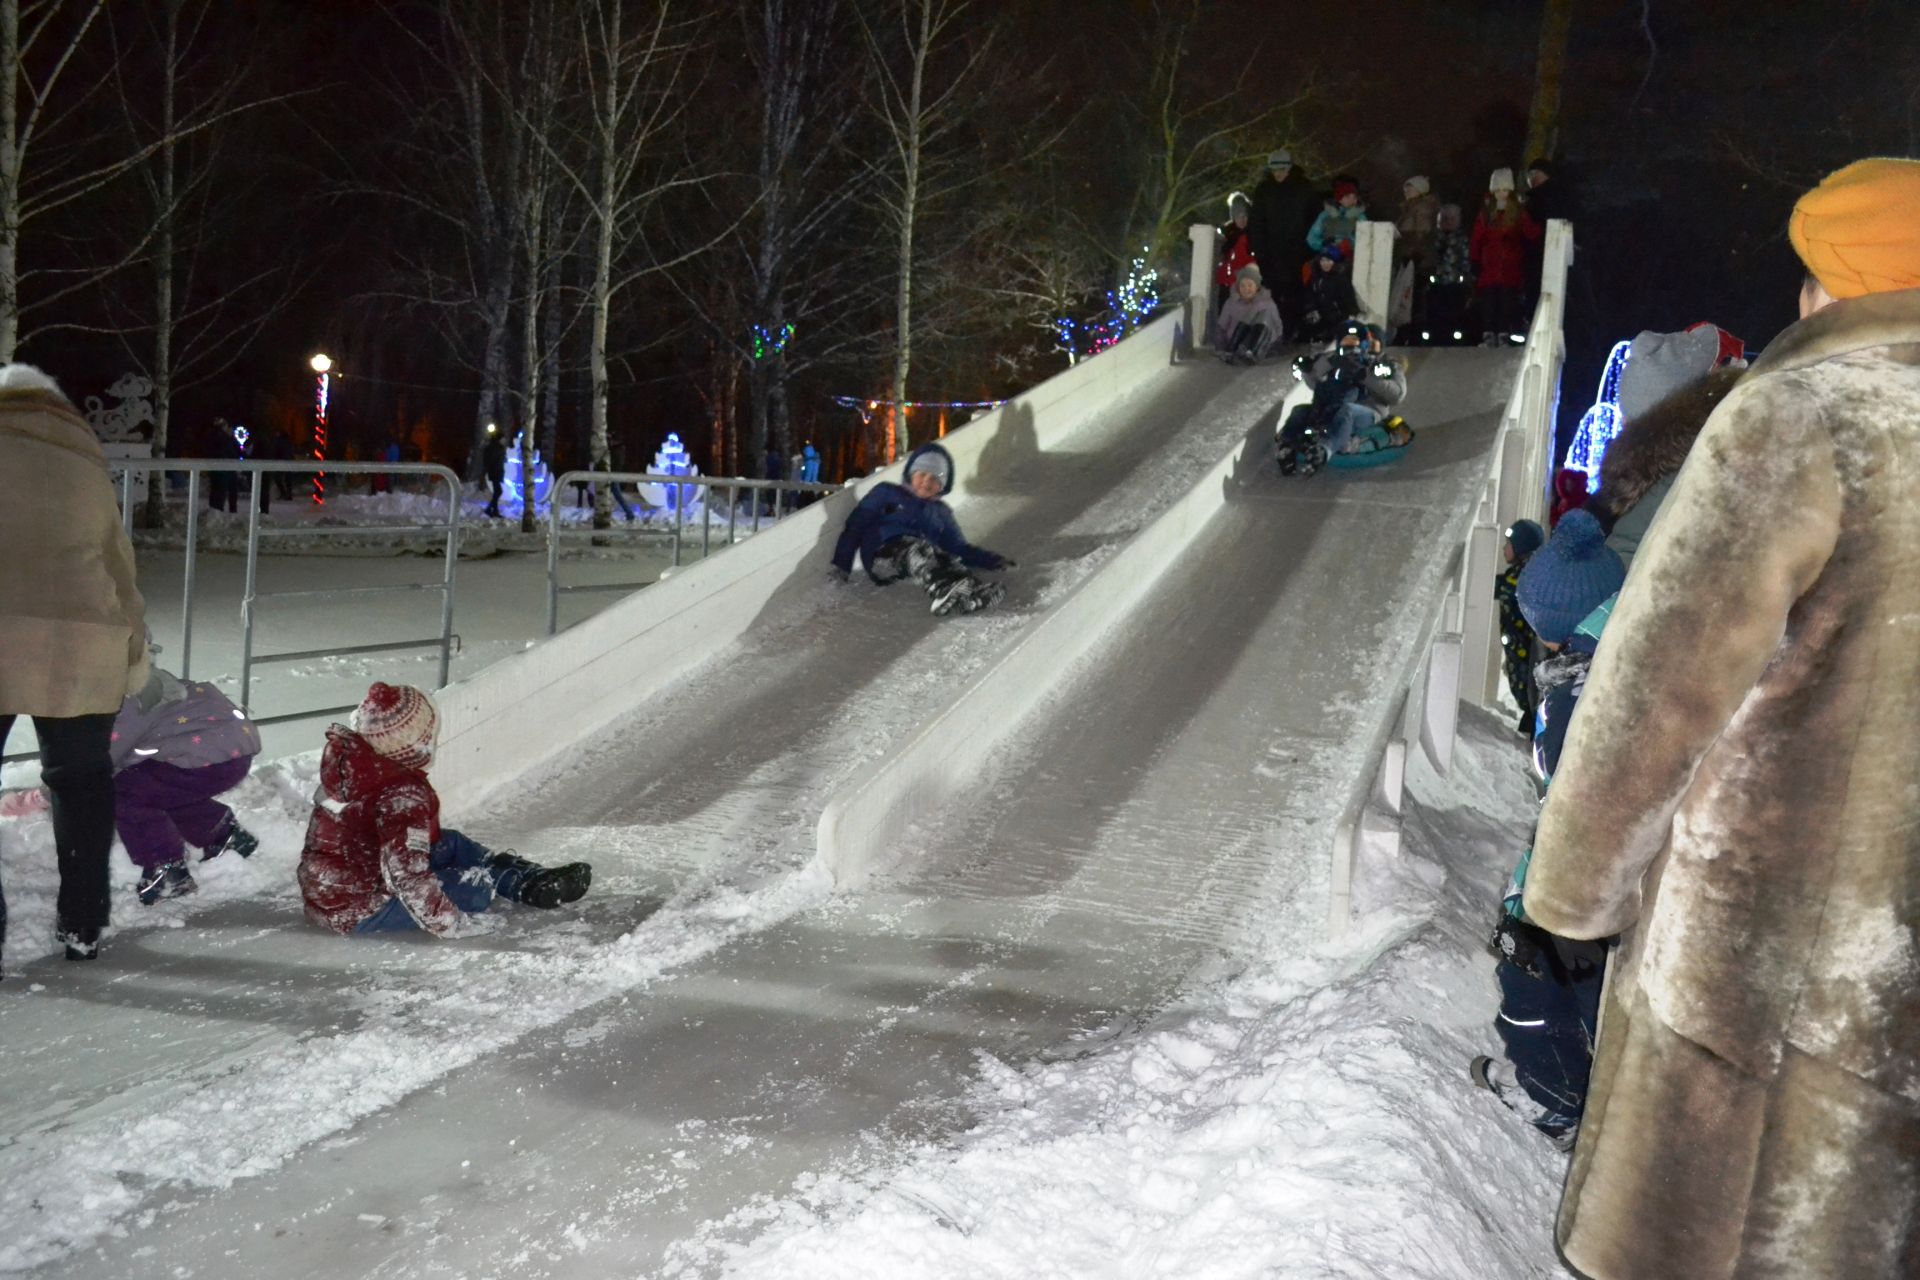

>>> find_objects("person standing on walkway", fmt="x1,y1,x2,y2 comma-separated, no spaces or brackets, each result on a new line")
1247,149,1319,336
0,364,148,966
1522,156,1920,1280
481,430,506,518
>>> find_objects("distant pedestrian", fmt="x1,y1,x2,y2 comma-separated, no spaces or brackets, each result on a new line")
205,417,240,513
1307,176,1366,262
481,431,506,518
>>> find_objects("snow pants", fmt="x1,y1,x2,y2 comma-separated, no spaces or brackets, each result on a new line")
114,756,251,870
1493,949,1605,1135
1478,285,1526,340
1324,402,1381,456
0,712,117,949
352,829,535,933
870,537,979,602
1222,322,1273,360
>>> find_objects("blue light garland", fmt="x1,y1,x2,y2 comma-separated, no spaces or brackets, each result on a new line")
1565,340,1632,494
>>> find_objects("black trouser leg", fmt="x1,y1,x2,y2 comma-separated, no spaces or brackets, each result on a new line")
2,713,117,938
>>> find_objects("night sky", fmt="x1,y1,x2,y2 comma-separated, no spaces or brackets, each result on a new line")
28,0,1919,475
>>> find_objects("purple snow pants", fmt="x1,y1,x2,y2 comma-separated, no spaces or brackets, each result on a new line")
114,757,251,870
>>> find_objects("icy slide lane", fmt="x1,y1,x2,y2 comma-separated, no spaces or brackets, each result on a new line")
3,353,1320,1277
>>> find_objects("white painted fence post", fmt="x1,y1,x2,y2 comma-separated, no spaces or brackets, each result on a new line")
1460,520,1502,708
1353,220,1396,330
1188,223,1219,354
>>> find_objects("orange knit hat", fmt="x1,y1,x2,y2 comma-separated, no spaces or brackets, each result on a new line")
1789,158,1920,299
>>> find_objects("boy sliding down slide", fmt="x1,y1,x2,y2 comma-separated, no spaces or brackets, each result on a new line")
829,443,1014,616
1276,320,1410,476
299,683,590,937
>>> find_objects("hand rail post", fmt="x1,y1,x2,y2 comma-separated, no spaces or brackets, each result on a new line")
182,471,201,678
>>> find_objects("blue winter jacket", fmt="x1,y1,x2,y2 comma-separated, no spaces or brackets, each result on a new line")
831,444,1003,581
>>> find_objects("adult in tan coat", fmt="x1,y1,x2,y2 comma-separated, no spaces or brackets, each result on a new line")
0,364,147,966
1523,158,1920,1279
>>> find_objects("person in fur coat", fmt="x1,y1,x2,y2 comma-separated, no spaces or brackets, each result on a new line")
0,363,148,966
1522,157,1920,1280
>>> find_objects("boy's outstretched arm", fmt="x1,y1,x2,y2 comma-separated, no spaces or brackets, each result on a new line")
374,782,462,936
831,488,886,574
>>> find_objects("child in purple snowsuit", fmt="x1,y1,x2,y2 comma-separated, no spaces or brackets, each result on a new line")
111,667,261,904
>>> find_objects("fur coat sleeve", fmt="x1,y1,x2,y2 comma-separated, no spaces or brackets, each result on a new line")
1526,373,1841,939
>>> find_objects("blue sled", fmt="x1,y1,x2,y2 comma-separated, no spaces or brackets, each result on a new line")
1326,444,1411,470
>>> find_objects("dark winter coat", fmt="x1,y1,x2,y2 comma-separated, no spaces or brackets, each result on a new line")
1214,223,1257,289
1495,560,1537,718
1529,597,1609,791
299,726,459,936
1589,366,1746,570
1247,170,1319,276
1469,201,1540,291
1300,265,1359,334
1525,289,1920,1280
1303,348,1406,410
111,669,260,773
481,437,506,484
831,444,1003,581
1432,229,1472,287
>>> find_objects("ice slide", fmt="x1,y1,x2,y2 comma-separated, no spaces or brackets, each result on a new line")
2,330,1520,1278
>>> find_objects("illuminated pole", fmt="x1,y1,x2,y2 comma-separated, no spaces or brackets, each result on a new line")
309,353,332,505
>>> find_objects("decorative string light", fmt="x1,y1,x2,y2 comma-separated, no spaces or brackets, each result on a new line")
309,353,332,505
751,323,795,361
1565,340,1632,493
1053,251,1162,366
831,394,1004,427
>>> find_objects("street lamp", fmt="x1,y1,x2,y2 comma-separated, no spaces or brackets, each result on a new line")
310,353,332,505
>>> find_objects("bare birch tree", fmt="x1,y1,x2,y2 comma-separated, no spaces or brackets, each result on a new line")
858,0,992,458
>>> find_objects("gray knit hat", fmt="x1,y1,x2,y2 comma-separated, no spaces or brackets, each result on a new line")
1267,149,1293,168
1617,327,1723,424
905,444,953,494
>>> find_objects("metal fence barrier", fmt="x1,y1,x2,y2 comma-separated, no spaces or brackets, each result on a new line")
124,459,460,725
545,470,840,636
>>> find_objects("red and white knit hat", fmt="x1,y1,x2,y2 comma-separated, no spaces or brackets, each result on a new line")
352,682,438,767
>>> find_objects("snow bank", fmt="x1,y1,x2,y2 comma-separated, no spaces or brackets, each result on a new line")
666,709,1574,1280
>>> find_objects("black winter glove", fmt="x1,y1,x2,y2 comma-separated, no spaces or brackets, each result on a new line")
993,555,1018,571
827,565,850,585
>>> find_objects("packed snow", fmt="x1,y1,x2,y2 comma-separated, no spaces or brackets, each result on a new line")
0,350,1576,1279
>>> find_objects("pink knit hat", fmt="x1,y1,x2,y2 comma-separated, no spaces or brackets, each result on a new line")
352,682,438,767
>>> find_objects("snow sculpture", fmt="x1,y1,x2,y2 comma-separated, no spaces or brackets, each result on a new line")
83,373,157,444
502,430,552,507
637,432,702,512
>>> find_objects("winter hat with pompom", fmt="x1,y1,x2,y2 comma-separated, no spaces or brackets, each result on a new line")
1517,509,1626,646
1489,168,1516,194
353,682,439,768
1789,157,1920,299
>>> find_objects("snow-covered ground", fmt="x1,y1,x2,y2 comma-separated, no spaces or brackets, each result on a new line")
667,708,1568,1280
0,349,1574,1279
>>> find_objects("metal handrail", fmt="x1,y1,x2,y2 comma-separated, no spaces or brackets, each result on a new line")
544,469,839,636
105,457,462,715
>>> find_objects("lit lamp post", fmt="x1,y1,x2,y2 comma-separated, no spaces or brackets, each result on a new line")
309,353,332,505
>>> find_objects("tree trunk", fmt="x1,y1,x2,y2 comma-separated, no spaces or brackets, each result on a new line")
539,240,562,466
472,266,513,481
518,194,543,534
144,0,180,529
0,0,21,364
887,2,926,462
1525,0,1575,165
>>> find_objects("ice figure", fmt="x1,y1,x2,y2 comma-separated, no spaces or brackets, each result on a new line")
502,431,552,506
637,432,702,512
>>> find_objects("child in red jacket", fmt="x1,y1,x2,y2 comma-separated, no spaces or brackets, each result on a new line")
298,683,590,936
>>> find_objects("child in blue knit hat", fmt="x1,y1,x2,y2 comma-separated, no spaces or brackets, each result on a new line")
1471,507,1625,1148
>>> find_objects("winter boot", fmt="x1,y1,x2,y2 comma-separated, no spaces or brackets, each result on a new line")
1469,1054,1578,1151
486,850,592,909
136,860,197,906
57,923,101,961
204,820,258,861
930,573,1002,617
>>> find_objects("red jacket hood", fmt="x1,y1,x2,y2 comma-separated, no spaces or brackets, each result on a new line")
320,725,429,804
